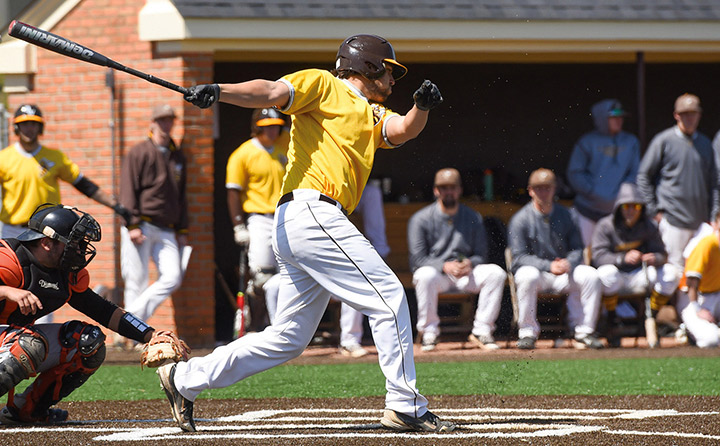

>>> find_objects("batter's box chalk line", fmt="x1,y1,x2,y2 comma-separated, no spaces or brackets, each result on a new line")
1,407,717,441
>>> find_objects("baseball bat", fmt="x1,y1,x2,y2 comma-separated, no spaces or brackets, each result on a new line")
8,20,188,95
642,261,659,348
234,246,250,338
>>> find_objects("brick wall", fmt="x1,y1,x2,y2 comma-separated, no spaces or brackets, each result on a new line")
6,0,216,347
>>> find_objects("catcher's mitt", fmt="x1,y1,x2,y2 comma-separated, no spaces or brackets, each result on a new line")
140,330,190,369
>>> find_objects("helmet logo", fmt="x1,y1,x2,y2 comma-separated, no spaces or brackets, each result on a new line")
42,227,57,239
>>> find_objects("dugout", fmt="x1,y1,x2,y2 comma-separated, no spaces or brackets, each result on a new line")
212,60,720,341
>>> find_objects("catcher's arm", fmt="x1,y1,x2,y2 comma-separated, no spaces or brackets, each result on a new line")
107,308,190,368
108,307,154,343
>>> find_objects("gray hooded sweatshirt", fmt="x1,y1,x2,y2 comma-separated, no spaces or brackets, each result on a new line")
591,182,667,272
566,99,641,221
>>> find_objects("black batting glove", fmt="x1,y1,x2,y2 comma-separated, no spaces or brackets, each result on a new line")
184,83,220,109
112,203,132,226
413,80,443,111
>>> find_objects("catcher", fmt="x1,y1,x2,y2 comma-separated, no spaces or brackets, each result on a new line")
0,204,188,425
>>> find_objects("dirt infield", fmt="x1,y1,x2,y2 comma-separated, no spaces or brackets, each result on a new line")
2,340,719,445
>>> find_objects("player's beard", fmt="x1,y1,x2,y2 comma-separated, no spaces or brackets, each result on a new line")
441,196,457,209
367,82,392,103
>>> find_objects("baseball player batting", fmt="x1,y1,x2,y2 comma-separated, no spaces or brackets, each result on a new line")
156,34,452,433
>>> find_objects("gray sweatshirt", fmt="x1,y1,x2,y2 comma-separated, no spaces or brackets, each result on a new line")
507,202,584,274
636,126,718,230
407,202,488,273
591,182,667,272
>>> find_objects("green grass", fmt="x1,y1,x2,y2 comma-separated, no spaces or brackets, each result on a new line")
4,355,718,403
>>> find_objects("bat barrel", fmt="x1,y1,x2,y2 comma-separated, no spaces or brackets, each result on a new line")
9,20,188,96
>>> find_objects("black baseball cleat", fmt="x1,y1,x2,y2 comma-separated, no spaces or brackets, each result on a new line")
380,409,456,432
157,363,196,432
0,405,68,425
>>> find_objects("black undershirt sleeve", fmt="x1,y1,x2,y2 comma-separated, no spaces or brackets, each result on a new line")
73,176,100,198
68,289,153,343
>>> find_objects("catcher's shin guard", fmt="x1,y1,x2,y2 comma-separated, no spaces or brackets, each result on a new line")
11,321,106,422
0,327,48,398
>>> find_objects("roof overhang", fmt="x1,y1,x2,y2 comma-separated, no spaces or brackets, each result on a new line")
3,0,720,94
0,0,82,92
135,0,720,63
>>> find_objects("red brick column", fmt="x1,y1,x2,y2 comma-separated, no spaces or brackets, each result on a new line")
6,0,216,347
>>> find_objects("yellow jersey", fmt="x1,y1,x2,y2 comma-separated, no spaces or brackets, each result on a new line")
0,143,81,225
278,69,400,213
685,232,720,294
226,134,288,214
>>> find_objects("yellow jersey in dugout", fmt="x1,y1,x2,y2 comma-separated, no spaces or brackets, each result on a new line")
226,132,289,215
685,233,720,294
0,143,81,225
278,69,400,214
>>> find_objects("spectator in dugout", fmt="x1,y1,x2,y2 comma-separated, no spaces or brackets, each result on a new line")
591,182,679,347
407,168,506,352
507,168,603,350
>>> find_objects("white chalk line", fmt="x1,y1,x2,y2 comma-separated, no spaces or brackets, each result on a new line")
1,407,717,442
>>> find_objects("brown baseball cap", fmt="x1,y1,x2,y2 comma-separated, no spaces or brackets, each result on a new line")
434,168,461,186
151,104,176,121
528,168,556,187
674,94,702,113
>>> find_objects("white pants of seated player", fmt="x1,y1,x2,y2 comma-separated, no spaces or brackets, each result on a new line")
173,189,427,416
340,302,365,348
596,263,680,297
1,323,87,411
120,222,182,322
676,291,720,348
413,264,506,340
514,265,602,340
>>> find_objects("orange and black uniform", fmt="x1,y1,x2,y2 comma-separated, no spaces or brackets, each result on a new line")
0,239,121,331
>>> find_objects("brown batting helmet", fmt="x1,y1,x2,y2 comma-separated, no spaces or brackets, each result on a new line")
335,34,407,81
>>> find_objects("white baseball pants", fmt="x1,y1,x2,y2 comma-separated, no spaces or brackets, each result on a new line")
676,291,720,348
340,302,365,348
120,222,183,321
597,263,680,296
658,217,695,271
246,213,277,271
173,189,428,417
1,223,25,239
413,264,506,339
514,264,602,339
246,213,281,324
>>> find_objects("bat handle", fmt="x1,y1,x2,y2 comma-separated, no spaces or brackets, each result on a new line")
107,60,189,95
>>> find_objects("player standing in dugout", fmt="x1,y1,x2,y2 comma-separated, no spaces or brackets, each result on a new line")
156,34,454,433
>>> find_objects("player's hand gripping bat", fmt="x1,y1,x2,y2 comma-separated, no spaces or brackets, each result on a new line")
8,20,188,95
